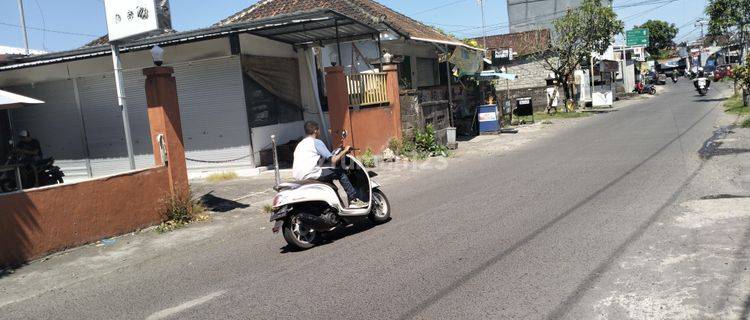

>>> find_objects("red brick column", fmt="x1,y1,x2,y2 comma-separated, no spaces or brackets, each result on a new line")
383,63,403,140
143,66,188,193
325,66,353,149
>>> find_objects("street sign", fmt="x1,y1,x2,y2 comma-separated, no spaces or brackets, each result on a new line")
626,28,649,47
104,0,160,42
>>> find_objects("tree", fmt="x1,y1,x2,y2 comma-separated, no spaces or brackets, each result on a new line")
637,20,679,56
706,0,750,64
540,0,624,102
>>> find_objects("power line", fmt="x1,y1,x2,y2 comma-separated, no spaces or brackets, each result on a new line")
0,21,100,38
409,0,469,16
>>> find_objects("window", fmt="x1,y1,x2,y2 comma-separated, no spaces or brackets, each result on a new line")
417,58,440,87
399,55,412,89
243,74,304,128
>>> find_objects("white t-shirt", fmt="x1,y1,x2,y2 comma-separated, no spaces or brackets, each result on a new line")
292,136,333,180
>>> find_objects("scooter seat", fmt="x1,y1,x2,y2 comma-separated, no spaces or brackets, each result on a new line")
276,180,338,191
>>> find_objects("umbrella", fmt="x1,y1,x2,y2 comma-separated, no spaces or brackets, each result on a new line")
0,89,44,109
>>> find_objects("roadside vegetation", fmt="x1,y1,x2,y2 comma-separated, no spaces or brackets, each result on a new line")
389,124,450,160
513,111,590,125
206,171,239,183
359,148,376,168
156,188,207,233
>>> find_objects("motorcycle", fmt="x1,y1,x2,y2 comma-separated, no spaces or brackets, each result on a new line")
0,154,65,192
634,81,656,95
268,133,391,250
694,77,710,96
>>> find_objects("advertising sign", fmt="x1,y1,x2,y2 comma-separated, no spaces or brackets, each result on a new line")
626,28,649,47
104,0,159,42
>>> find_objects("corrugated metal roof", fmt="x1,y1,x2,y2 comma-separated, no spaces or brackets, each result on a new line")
0,9,378,71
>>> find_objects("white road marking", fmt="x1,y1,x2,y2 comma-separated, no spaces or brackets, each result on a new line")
145,290,226,320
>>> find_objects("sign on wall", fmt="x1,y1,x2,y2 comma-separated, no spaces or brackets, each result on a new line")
104,0,160,42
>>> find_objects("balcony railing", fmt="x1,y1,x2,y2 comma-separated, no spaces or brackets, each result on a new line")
346,73,389,107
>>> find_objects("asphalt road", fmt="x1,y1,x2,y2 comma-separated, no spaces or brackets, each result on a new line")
2,81,732,319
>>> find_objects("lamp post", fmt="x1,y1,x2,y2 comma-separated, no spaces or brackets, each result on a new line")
151,45,164,66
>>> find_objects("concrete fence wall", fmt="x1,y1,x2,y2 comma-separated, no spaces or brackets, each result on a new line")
0,167,170,267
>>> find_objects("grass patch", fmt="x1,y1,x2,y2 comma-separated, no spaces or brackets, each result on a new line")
742,117,750,128
724,94,750,116
155,188,207,234
262,204,274,214
359,148,376,168
205,171,238,183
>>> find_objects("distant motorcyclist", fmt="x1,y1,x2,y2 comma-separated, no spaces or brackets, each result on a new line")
693,67,711,91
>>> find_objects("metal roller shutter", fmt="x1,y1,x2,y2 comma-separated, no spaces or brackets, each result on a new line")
172,56,253,171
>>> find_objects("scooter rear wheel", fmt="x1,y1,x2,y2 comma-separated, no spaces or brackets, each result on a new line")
282,215,317,250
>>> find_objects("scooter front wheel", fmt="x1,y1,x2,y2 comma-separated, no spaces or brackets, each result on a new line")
282,215,317,250
369,189,391,224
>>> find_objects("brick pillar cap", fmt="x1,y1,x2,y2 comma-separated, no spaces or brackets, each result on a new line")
324,65,345,73
143,66,175,76
382,63,398,72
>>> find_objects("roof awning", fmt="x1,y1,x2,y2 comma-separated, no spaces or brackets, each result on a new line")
0,89,44,110
1,9,380,71
475,71,518,81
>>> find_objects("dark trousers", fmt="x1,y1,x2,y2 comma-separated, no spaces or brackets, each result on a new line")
318,168,358,202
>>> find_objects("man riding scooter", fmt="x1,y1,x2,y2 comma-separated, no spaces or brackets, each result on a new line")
292,121,368,208
693,67,711,96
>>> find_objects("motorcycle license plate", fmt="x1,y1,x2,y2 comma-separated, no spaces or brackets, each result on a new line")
698,80,706,86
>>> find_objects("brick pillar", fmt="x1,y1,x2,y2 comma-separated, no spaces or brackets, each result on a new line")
143,66,188,193
383,63,403,140
324,66,353,149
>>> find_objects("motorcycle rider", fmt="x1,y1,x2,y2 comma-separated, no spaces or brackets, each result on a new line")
12,130,43,186
693,67,711,92
292,121,367,208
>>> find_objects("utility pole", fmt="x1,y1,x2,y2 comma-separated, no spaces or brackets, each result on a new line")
479,0,487,49
695,19,708,67
16,0,29,55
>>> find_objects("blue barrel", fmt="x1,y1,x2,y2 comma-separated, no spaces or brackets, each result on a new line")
477,104,500,133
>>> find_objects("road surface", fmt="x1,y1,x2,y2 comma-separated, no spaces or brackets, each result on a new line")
1,81,739,319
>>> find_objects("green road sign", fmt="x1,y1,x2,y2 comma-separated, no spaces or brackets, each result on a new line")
626,28,649,46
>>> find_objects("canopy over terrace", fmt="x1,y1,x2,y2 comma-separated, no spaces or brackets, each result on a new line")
0,9,381,71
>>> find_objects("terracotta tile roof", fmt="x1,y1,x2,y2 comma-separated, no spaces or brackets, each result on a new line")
217,0,461,45
473,29,550,57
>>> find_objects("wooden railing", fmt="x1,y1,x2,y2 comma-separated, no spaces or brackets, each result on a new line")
346,73,389,107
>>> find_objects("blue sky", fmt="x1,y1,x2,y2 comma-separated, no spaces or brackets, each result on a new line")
0,0,710,52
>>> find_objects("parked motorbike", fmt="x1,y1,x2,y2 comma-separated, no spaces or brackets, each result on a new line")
634,81,656,95
0,154,65,192
694,77,710,96
268,133,391,250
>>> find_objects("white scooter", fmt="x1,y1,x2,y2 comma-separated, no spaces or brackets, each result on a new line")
268,132,391,250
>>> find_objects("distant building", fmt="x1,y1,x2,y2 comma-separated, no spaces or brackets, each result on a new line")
507,0,613,33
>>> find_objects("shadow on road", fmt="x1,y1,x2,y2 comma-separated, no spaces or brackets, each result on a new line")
199,192,250,213
279,219,386,253
693,97,728,102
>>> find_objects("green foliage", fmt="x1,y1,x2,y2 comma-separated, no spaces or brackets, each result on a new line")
360,148,376,168
413,124,449,158
706,0,750,37
742,117,750,128
732,56,750,91
542,0,624,99
463,38,481,48
156,188,206,233
637,20,679,56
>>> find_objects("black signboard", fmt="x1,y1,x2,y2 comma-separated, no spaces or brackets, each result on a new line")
515,97,533,116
